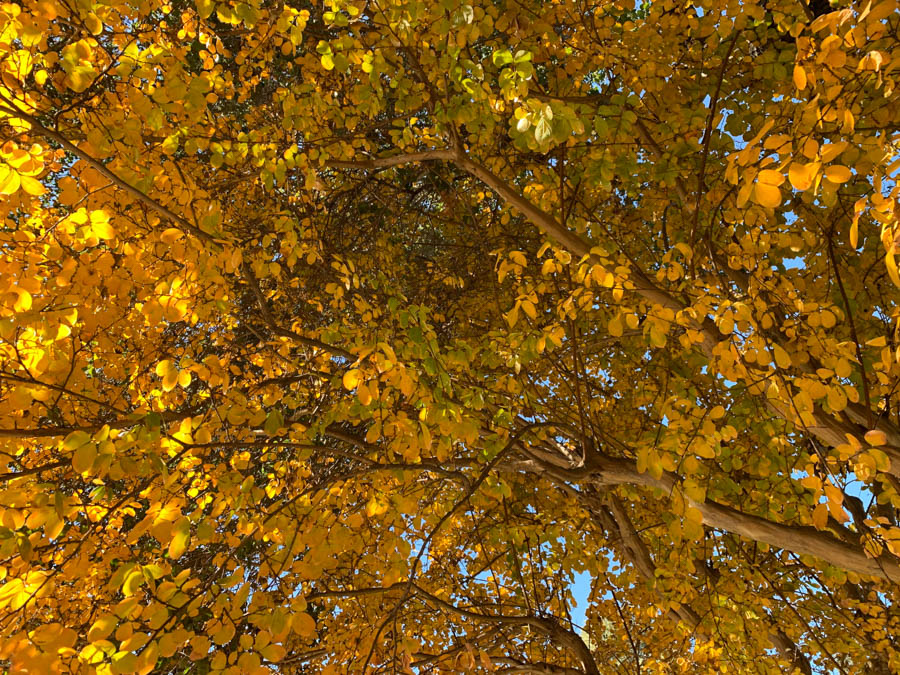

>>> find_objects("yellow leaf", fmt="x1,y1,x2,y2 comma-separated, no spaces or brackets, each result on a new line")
758,169,784,186
196,0,214,18
608,315,623,337
0,167,21,195
865,429,887,446
66,64,97,93
824,49,847,69
685,505,704,525
294,612,316,638
14,289,32,312
6,50,34,80
63,430,91,450
812,502,828,529
887,253,900,288
520,299,537,320
694,439,716,459
357,382,372,406
366,494,388,517
20,175,45,196
819,142,847,163
342,369,361,390
772,344,791,369
825,165,852,183
88,614,117,643
72,443,97,474
92,220,115,240
827,387,847,412
802,138,819,159
85,13,103,35
261,644,286,663
668,518,682,541
156,360,179,391
169,518,191,560
753,182,781,208
160,228,184,244
111,652,137,675
189,635,211,658
747,118,774,147
825,483,847,521
718,314,734,335
212,622,235,645
850,219,858,249
788,162,819,191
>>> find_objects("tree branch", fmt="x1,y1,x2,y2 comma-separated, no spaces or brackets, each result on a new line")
0,101,216,243
240,261,354,358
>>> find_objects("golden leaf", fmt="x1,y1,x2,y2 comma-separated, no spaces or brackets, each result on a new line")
824,165,852,184
753,182,781,208
788,162,819,191
793,64,807,90
342,369,361,390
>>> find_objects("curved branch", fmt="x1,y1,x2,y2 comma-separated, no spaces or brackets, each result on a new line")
604,495,812,674
580,453,900,583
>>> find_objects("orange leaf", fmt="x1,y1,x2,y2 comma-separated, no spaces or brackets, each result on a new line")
753,182,781,208
793,64,808,90
758,169,784,186
824,165,852,183
788,162,819,191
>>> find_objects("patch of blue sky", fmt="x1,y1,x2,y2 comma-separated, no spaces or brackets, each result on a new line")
569,570,592,629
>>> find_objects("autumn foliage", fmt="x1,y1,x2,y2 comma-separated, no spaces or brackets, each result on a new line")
2,0,900,671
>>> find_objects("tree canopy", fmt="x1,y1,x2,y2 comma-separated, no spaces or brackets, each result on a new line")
1,0,900,671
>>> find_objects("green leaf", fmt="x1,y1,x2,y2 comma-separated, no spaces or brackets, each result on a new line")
63,430,91,450
492,50,513,66
264,409,284,436
195,0,214,19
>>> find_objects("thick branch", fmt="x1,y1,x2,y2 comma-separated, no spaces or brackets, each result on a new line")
604,495,812,674
325,149,456,171
323,150,900,581
580,453,900,583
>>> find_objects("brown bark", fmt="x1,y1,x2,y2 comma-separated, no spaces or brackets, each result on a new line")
603,495,813,675
574,452,900,583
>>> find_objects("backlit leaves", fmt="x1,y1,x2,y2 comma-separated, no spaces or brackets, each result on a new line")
1,0,900,673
